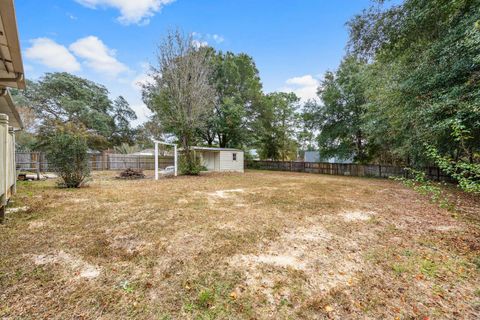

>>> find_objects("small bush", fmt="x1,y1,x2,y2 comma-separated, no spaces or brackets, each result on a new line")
393,168,454,209
45,127,90,188
425,121,480,195
179,152,206,175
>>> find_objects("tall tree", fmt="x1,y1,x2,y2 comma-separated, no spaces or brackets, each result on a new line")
111,96,138,146
142,30,215,173
348,0,480,165
11,84,39,151
255,92,299,160
316,56,369,163
21,72,137,150
297,99,320,152
200,50,263,148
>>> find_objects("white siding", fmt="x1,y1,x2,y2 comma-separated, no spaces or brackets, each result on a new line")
0,114,16,207
201,151,216,171
219,151,244,172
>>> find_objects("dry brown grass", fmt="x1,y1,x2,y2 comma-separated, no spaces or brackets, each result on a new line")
1,170,479,319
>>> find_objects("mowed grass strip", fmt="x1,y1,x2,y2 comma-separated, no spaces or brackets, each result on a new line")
0,170,479,319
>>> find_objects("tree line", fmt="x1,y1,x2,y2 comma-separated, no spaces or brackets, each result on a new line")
12,0,480,189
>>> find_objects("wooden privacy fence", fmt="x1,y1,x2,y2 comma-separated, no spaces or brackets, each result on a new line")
16,152,174,173
246,160,452,181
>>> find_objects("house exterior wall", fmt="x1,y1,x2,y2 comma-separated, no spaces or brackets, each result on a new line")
304,150,353,164
219,151,244,172
305,151,321,163
0,114,16,210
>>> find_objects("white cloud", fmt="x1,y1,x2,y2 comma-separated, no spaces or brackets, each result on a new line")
25,38,81,72
69,36,129,76
130,103,152,125
67,13,78,20
212,34,224,44
131,64,154,91
75,0,175,25
191,39,208,48
281,75,320,101
131,75,146,91
191,32,225,47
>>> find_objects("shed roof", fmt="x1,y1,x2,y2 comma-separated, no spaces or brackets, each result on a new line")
0,0,25,89
191,147,244,152
131,149,155,155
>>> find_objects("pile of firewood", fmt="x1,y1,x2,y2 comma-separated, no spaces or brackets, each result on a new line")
117,168,146,180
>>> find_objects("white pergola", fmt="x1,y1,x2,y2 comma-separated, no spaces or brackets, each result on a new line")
152,140,178,180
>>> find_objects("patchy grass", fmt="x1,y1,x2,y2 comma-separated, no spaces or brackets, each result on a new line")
0,170,479,319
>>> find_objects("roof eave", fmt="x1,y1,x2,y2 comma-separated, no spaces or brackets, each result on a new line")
0,0,25,89
0,88,23,129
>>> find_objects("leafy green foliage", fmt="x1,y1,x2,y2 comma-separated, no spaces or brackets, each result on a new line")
254,92,299,160
111,96,138,146
113,143,143,155
179,153,205,175
196,289,215,309
314,56,369,163
143,30,215,172
296,100,318,152
427,145,480,194
425,120,480,194
198,50,263,148
44,124,90,188
347,0,480,165
305,0,480,189
393,168,453,209
20,72,137,150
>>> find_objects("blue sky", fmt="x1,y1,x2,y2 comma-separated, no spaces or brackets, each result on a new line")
17,0,381,125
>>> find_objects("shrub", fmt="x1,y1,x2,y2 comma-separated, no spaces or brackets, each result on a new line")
426,145,480,194
393,168,453,210
179,152,206,175
45,127,90,188
424,120,480,195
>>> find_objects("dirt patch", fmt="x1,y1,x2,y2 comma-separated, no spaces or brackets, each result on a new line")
6,206,29,214
110,235,151,254
33,250,101,280
341,210,375,222
235,254,306,269
216,221,247,232
204,188,247,207
230,223,363,308
208,188,245,199
177,198,189,204
68,198,90,204
433,225,460,232
28,220,45,229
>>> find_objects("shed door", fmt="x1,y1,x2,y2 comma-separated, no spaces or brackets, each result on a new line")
204,152,215,171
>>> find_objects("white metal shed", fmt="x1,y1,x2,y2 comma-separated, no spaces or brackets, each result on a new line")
193,147,244,173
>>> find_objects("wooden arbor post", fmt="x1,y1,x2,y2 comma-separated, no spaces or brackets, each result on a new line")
0,114,8,223
153,140,178,180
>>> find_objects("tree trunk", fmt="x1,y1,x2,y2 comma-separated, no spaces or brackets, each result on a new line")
218,133,228,148
207,139,213,147
0,205,5,224
356,130,364,161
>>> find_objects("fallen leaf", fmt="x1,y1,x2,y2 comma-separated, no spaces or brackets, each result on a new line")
325,305,334,312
